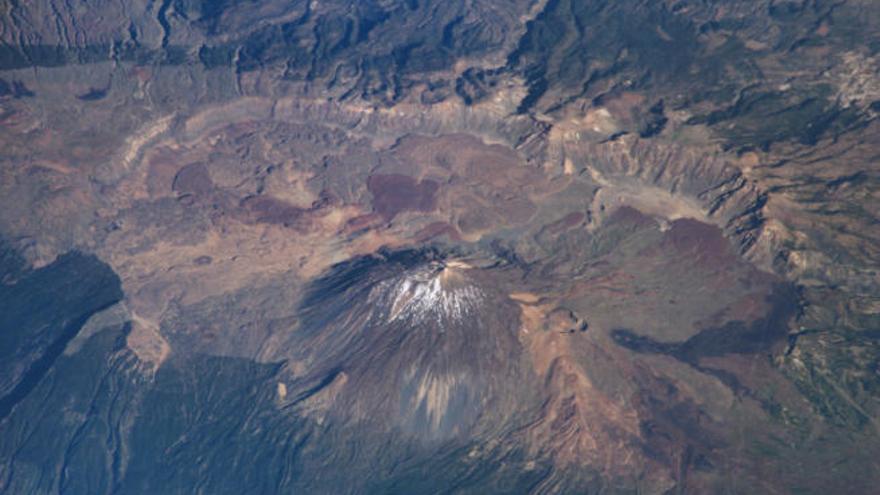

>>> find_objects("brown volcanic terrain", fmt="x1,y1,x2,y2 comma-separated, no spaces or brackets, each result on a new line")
0,0,879,493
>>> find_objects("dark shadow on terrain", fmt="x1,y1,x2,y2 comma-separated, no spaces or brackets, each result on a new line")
0,245,122,419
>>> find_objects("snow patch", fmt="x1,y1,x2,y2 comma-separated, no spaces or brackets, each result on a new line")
379,262,485,327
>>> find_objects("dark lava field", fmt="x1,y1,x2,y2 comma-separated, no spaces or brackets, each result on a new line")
1,1,879,493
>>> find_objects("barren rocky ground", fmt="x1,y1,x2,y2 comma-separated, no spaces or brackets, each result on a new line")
1,1,879,493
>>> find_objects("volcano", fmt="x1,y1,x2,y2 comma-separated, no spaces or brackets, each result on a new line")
286,251,531,445
1,0,879,493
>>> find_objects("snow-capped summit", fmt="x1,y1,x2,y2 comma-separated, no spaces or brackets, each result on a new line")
378,260,485,327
